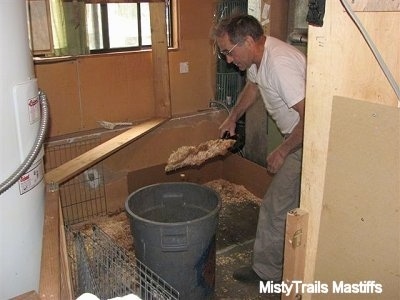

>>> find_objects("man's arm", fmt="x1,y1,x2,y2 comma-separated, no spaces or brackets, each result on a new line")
219,81,259,137
266,99,305,173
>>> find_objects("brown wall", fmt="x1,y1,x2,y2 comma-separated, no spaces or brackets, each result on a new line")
35,0,217,138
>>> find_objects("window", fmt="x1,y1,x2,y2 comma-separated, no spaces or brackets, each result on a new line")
86,2,173,53
28,0,174,57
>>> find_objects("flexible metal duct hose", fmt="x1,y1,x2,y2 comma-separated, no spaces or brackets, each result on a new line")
0,91,49,195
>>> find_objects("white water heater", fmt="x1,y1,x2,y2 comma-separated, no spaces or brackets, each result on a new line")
0,1,45,298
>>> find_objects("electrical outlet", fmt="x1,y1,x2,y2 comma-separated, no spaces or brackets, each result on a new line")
179,62,189,73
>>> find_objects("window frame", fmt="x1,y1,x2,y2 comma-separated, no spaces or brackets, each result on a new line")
88,1,173,54
29,0,177,58
27,0,54,55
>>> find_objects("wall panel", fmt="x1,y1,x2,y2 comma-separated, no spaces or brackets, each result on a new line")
300,1,400,297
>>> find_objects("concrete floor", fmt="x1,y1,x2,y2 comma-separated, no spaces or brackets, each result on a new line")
213,191,280,300
215,242,280,300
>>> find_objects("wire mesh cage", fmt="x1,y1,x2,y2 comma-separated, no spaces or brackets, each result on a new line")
44,136,107,225
67,225,179,300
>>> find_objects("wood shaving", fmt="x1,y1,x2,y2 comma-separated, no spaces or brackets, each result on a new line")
69,210,134,253
165,139,235,172
204,179,261,205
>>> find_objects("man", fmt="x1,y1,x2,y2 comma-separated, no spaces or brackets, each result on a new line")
212,14,306,283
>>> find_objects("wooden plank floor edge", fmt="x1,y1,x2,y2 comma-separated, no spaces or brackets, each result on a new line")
45,117,168,186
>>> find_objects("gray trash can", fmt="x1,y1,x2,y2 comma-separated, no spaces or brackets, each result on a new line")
125,182,221,300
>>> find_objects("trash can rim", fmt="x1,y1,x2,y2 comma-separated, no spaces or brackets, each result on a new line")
125,182,221,226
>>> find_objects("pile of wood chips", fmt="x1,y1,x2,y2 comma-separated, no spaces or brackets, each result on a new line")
204,179,261,206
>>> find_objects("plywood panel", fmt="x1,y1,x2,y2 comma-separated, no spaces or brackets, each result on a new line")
127,153,270,199
331,12,400,103
169,39,216,115
167,0,216,116
300,2,400,289
178,0,216,40
314,97,399,298
35,60,81,136
78,53,155,129
222,154,271,199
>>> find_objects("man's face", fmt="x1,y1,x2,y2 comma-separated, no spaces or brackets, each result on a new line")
216,34,250,71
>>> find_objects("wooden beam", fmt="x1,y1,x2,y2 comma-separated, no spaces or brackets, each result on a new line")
282,208,309,300
39,190,61,299
150,2,171,118
45,118,168,186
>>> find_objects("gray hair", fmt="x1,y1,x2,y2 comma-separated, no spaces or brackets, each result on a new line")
212,14,264,44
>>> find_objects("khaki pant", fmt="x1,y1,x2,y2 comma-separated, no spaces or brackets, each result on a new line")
253,148,302,281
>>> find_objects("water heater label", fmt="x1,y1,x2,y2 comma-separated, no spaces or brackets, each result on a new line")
28,95,40,124
18,159,44,195
13,79,39,161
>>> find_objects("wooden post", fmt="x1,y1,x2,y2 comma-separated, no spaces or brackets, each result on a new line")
282,208,309,300
150,2,171,118
39,189,61,299
39,189,74,300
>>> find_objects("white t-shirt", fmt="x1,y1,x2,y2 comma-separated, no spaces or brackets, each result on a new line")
247,36,306,135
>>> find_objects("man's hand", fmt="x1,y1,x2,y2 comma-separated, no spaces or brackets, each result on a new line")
219,117,237,138
266,148,286,174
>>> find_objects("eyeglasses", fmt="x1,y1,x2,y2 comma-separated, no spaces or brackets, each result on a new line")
217,41,240,60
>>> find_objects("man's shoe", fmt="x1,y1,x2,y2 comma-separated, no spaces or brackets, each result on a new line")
232,266,264,284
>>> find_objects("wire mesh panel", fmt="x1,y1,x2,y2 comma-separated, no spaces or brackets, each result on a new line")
44,136,107,224
216,72,246,107
215,0,247,20
67,225,179,300
214,0,248,108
